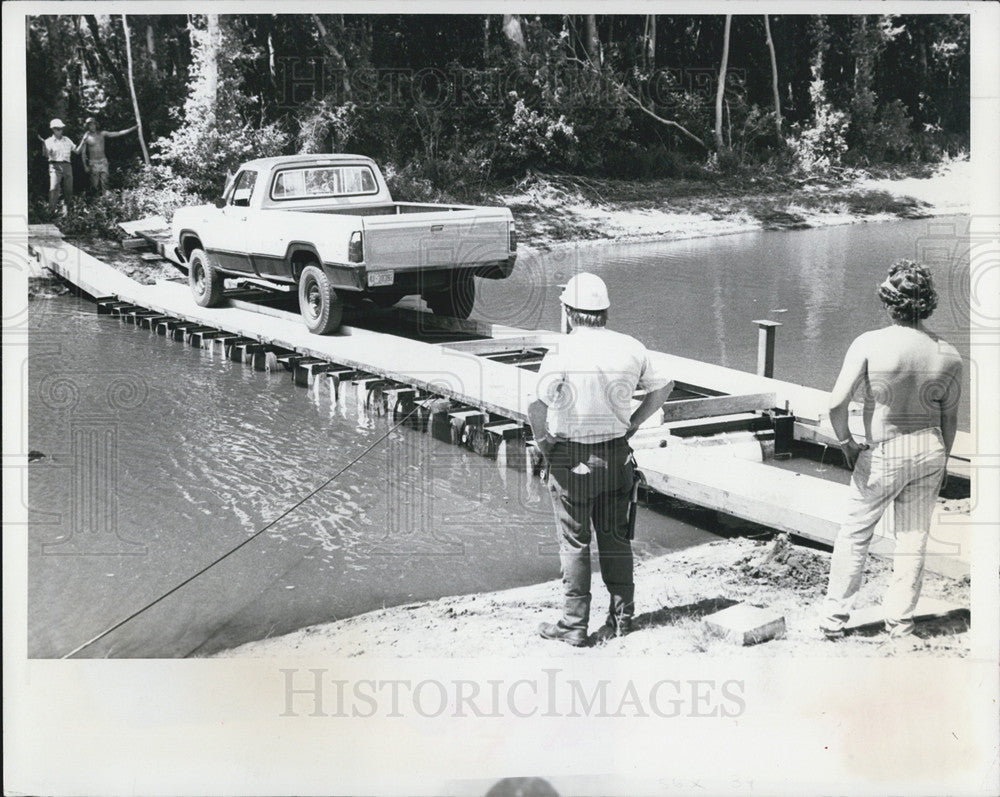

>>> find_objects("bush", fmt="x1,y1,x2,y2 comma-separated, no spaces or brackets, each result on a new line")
498,96,578,174
788,103,850,173
54,163,205,239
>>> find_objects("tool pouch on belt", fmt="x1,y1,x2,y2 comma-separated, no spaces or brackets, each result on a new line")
626,454,642,541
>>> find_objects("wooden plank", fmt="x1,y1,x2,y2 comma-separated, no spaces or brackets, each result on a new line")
661,392,776,423
440,333,562,356
118,216,168,236
635,445,970,578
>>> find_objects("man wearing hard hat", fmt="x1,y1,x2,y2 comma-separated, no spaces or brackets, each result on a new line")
528,272,675,646
42,119,77,213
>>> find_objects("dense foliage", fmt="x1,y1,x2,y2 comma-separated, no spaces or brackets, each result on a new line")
27,13,969,225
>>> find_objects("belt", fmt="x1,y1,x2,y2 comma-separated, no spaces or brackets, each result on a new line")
552,435,627,448
48,161,71,165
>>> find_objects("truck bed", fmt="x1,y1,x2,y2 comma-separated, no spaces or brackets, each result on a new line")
282,202,477,217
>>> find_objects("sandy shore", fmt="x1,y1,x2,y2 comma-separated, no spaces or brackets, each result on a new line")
506,159,969,251
215,533,969,659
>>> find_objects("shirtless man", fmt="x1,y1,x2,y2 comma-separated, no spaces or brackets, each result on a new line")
76,116,137,192
820,259,962,640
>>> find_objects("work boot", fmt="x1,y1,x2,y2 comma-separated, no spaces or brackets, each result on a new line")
593,617,633,645
538,621,590,648
819,624,845,640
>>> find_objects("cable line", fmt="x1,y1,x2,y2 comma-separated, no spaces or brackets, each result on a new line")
62,405,419,659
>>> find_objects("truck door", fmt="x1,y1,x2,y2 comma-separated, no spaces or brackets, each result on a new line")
211,170,258,273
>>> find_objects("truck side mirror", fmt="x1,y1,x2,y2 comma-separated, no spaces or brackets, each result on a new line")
214,197,227,209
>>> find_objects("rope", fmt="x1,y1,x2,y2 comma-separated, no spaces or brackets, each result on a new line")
61,404,419,659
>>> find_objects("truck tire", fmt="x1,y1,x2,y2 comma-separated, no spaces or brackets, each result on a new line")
298,264,343,334
424,272,475,319
188,248,224,308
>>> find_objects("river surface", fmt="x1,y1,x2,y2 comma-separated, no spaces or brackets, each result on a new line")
27,215,971,657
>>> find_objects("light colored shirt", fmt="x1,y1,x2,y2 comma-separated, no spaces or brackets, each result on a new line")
44,136,75,162
535,326,671,443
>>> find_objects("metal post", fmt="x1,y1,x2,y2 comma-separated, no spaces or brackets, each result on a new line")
753,320,782,378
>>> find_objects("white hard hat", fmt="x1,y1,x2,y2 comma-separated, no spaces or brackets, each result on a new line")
50,118,65,129
560,272,610,311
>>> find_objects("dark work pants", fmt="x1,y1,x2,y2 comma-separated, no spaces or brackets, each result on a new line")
546,437,634,632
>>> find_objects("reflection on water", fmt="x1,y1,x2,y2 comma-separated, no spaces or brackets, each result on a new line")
28,216,970,657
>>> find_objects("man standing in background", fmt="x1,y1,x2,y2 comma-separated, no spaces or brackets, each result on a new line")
76,116,138,193
42,118,75,213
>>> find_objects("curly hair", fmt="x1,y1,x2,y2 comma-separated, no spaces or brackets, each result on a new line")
877,259,938,323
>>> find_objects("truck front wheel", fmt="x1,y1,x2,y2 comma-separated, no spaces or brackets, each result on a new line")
298,264,343,334
188,248,224,308
424,272,475,319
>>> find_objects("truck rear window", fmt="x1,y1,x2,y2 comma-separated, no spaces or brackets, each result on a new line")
270,165,378,200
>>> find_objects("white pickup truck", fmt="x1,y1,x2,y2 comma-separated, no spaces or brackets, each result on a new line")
171,154,517,333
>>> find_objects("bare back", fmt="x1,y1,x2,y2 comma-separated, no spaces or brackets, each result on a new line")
849,326,962,443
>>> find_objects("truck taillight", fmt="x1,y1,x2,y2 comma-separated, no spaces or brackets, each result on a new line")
508,224,517,253
348,231,364,263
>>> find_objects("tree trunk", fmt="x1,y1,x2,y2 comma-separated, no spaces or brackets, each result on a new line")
502,14,525,52
585,14,600,63
146,23,158,72
763,15,783,141
715,14,732,152
483,15,490,62
121,15,150,165
204,14,220,112
312,14,352,99
646,15,657,69
84,14,129,97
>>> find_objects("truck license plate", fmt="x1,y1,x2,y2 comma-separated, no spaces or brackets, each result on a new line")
367,270,394,287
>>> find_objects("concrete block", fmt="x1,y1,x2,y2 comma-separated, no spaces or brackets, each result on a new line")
703,603,786,646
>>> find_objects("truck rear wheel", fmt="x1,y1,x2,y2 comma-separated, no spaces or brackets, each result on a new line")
298,264,343,334
424,272,475,319
188,248,224,308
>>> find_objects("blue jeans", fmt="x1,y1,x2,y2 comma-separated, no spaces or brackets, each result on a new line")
822,427,947,636
546,437,634,632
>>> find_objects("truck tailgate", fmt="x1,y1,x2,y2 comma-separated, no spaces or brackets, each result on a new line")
362,211,510,270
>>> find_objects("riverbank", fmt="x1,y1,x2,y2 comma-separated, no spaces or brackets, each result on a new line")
504,158,969,251
215,530,970,659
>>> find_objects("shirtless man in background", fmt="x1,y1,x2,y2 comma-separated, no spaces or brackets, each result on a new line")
820,259,962,641
76,116,137,193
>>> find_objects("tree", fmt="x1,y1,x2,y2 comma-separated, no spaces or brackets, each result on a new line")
121,15,150,164
644,15,656,69
153,14,288,196
715,14,732,152
585,15,600,63
763,15,783,142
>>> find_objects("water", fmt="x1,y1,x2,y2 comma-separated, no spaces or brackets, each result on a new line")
27,216,971,657
480,215,971,427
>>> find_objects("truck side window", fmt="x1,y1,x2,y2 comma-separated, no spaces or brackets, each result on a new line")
230,170,257,207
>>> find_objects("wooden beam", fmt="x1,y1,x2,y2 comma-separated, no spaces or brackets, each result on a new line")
662,392,776,423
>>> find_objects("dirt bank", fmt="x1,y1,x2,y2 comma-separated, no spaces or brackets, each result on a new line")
214,533,969,659
505,158,969,251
